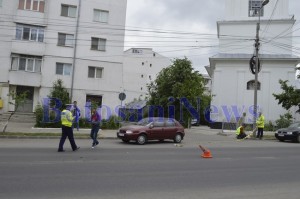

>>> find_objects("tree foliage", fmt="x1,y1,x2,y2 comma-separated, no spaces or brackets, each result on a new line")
147,57,211,126
2,90,28,132
273,79,300,113
48,79,70,110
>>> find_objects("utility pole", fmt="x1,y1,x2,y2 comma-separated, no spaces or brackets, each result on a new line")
252,0,269,137
70,0,81,102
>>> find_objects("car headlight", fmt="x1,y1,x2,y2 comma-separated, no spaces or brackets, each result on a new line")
126,130,133,134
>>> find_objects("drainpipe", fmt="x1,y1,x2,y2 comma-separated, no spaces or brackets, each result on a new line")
70,0,81,102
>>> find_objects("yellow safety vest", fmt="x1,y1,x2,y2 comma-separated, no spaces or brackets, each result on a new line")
61,110,73,127
256,115,265,128
236,126,243,135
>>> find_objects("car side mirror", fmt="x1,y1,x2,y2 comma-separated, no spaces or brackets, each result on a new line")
149,124,154,129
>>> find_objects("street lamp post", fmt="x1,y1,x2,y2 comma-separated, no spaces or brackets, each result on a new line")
253,0,269,137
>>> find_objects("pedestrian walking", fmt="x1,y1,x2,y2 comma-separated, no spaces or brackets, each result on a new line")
72,101,81,131
256,112,265,139
58,105,80,152
90,108,101,148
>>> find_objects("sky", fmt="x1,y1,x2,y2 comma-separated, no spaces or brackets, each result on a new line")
124,0,300,74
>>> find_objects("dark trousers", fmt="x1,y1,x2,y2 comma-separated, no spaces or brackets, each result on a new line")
237,133,247,139
90,125,100,145
58,126,78,151
257,128,264,138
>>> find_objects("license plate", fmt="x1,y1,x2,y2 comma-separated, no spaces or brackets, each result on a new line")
118,133,124,137
278,134,284,137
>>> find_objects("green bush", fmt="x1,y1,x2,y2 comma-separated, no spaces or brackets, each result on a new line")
34,104,121,129
275,112,293,130
264,121,275,131
101,115,122,129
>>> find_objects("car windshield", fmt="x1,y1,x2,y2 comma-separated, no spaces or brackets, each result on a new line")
136,118,152,126
289,122,300,128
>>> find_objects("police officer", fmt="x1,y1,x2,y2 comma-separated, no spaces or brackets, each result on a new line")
58,105,80,152
256,112,265,139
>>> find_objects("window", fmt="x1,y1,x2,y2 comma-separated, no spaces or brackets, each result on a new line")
18,0,45,12
91,37,106,51
58,33,74,47
16,24,44,42
153,120,165,127
165,120,175,127
93,9,109,23
86,95,102,107
11,54,42,73
88,67,103,78
61,4,77,17
132,49,143,54
247,80,261,90
56,63,72,76
249,0,264,17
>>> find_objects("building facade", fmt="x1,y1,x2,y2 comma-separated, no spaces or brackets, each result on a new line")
0,0,127,118
206,0,300,126
122,48,171,104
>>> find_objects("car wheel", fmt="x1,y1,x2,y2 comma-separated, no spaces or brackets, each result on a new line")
137,134,147,145
297,135,300,143
278,138,284,142
122,139,129,143
174,133,182,143
159,139,164,142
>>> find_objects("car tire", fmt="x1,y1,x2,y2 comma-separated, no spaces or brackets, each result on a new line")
278,138,284,142
137,134,147,145
122,139,130,143
174,133,182,143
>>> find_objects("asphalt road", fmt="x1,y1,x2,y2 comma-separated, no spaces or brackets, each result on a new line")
0,135,300,199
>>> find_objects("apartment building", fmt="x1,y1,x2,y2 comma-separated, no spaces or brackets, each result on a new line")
0,0,127,117
122,48,171,104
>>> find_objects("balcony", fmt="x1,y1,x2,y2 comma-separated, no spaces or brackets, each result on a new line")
14,9,47,26
11,40,45,56
9,70,41,87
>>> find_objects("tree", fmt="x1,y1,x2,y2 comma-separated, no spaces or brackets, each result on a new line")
273,79,300,113
2,90,28,132
48,79,70,110
147,57,211,126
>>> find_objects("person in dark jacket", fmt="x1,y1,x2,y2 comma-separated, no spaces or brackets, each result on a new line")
90,108,101,148
72,101,81,131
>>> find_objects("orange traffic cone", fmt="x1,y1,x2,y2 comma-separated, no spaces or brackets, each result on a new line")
199,145,213,158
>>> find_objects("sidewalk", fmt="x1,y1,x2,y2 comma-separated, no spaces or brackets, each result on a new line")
1,122,117,139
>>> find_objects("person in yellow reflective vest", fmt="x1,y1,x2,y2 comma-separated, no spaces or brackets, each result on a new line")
256,112,265,140
58,105,80,152
236,124,247,139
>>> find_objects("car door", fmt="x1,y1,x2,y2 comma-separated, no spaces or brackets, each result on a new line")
163,119,177,139
148,119,165,140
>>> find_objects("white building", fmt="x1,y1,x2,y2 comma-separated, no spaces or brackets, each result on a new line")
0,0,127,118
206,0,300,127
122,48,171,104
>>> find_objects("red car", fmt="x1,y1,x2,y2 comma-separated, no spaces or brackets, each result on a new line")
117,117,185,145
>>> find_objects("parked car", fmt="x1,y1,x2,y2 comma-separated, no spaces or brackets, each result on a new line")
116,117,185,145
275,122,300,142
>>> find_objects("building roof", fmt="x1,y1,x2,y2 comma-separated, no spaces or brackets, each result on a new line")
124,100,147,110
210,53,300,60
206,53,300,77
